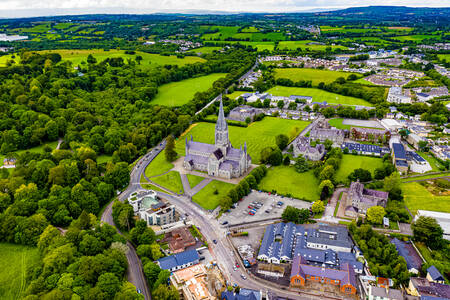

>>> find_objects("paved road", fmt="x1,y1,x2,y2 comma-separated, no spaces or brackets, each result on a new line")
100,141,165,300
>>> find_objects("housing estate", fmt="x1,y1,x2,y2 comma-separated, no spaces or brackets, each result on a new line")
128,190,176,226
345,181,389,217
157,249,200,272
293,136,325,161
183,98,251,179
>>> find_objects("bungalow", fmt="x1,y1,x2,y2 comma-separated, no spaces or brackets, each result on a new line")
157,249,200,272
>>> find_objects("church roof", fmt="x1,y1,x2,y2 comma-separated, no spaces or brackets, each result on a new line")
187,140,216,153
216,96,228,132
213,149,224,160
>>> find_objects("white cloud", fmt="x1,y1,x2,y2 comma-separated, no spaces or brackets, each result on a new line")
0,0,447,17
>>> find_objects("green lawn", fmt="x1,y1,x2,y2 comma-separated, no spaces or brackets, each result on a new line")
402,172,450,182
176,118,310,163
151,171,184,194
226,91,246,99
274,68,359,85
353,78,379,86
96,154,112,164
187,174,205,189
267,86,373,107
328,118,380,130
277,41,347,51
151,73,227,107
141,182,169,194
0,243,40,300
402,182,450,214
335,154,384,183
192,180,235,210
14,141,59,156
144,152,174,177
258,166,320,201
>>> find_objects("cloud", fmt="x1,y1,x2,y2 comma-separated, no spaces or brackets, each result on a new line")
0,0,447,17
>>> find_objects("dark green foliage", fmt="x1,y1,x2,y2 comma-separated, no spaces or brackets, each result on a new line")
412,216,444,250
165,135,177,162
348,168,372,182
281,206,310,224
294,155,309,173
275,134,289,150
112,200,135,231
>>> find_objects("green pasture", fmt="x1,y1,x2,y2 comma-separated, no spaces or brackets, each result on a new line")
335,154,384,183
0,243,40,300
201,26,284,42
273,68,359,85
258,167,320,201
211,41,275,51
202,26,240,40
151,73,227,107
267,86,373,107
402,182,450,214
226,91,246,99
393,35,441,42
176,118,310,163
277,40,347,51
192,180,235,210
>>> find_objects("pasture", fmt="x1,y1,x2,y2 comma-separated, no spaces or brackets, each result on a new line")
176,118,310,163
273,68,359,85
258,167,320,201
393,35,441,42
438,54,450,62
151,73,227,107
402,182,450,214
192,180,235,210
189,47,222,54
0,243,40,300
277,41,347,51
267,86,373,107
335,154,384,183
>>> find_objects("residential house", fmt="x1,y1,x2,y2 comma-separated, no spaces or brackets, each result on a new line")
408,277,450,299
157,249,200,272
368,286,403,300
426,266,445,284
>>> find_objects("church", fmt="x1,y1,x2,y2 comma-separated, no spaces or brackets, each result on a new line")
183,98,252,179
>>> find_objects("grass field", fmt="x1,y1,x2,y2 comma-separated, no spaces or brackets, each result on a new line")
151,171,184,194
328,118,380,130
274,68,359,85
258,167,320,201
189,47,222,54
152,73,227,107
353,78,379,86
277,41,347,51
0,243,40,300
335,154,384,183
176,118,310,163
226,91,246,99
267,86,373,107
417,151,444,172
210,41,275,51
192,180,235,210
393,35,441,42
402,182,450,214
438,54,450,62
144,152,174,177
402,172,450,182
202,26,239,40
187,174,205,188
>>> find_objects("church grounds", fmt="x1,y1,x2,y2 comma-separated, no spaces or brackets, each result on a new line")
192,180,235,210
334,154,384,184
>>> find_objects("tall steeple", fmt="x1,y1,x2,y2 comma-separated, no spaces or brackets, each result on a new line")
215,95,230,150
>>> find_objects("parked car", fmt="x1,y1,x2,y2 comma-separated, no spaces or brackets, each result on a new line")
248,205,254,209
221,221,229,226
241,274,247,280
248,211,255,216
235,262,240,268
213,239,217,244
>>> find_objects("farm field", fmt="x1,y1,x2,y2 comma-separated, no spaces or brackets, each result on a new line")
273,68,359,85
151,73,227,107
151,171,184,194
187,174,205,188
438,54,450,61
402,182,450,214
335,154,384,183
258,167,320,201
277,41,347,51
267,86,373,107
392,35,441,42
175,118,310,163
201,26,239,40
0,243,40,300
192,180,235,210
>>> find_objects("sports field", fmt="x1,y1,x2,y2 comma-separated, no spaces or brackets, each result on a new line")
267,86,373,107
176,118,310,163
152,73,227,107
0,243,40,300
402,182,450,214
335,154,384,183
273,68,359,85
277,41,347,51
258,167,320,201
192,180,235,210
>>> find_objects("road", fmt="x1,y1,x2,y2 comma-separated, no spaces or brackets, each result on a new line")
100,141,165,300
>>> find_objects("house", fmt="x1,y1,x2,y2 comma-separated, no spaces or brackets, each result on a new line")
390,238,422,274
157,249,200,272
387,87,411,104
162,227,196,253
171,264,213,300
345,181,389,217
2,158,16,166
228,105,262,122
426,266,445,284
368,286,403,300
414,210,450,241
290,256,358,295
350,127,390,143
128,190,176,226
221,288,262,300
408,277,450,299
184,97,251,179
293,136,325,161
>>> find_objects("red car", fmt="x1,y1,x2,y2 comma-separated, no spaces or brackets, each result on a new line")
248,211,255,215
235,262,240,268
248,205,253,209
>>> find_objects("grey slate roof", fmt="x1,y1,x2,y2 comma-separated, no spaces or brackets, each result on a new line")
306,225,353,249
427,265,445,282
391,238,422,271
157,249,199,270
370,286,403,299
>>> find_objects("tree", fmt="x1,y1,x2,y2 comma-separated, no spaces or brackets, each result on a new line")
143,262,161,289
97,273,121,297
281,206,310,224
152,284,179,299
283,155,291,166
323,139,333,151
319,165,335,181
348,168,372,182
294,155,309,173
418,140,429,152
277,100,284,109
412,216,444,249
311,200,325,215
150,243,163,260
87,54,97,64
268,148,283,166
165,135,177,162
275,134,289,150
367,206,386,225
384,172,401,192
319,180,334,199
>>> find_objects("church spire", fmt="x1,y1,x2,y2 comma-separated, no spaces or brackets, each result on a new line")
216,95,227,131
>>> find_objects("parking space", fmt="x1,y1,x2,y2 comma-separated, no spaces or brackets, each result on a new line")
218,190,311,226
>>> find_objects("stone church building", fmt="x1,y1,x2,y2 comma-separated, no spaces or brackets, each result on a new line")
183,98,251,179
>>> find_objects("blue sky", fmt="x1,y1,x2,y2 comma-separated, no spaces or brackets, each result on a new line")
0,0,447,18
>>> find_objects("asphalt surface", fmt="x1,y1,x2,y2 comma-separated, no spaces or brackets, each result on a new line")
100,141,165,300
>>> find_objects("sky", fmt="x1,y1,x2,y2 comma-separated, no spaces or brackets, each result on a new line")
0,0,448,18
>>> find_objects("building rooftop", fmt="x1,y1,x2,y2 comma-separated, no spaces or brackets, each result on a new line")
370,286,403,299
391,238,422,271
157,249,199,270
393,143,407,160
427,265,445,282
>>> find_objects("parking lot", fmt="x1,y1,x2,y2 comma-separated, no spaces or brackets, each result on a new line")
218,190,311,226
